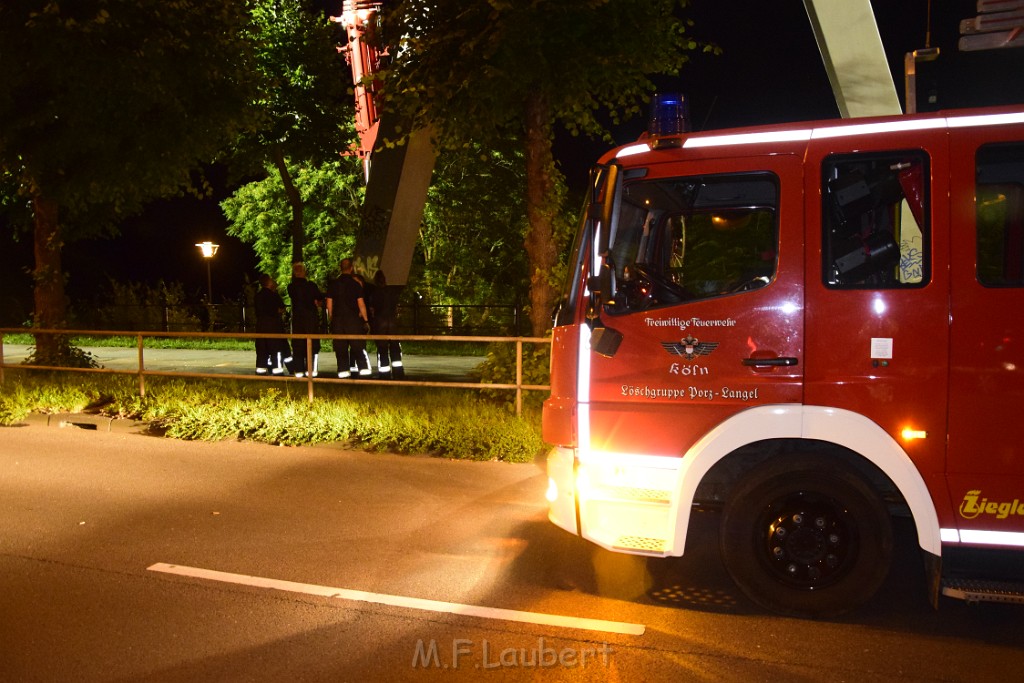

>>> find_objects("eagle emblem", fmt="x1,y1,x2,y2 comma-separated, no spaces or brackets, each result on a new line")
661,336,719,360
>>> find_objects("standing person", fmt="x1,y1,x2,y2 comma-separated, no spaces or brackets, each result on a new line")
287,262,324,378
369,270,404,379
254,273,292,375
325,258,371,379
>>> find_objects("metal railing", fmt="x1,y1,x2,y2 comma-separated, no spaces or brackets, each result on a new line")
65,302,526,336
0,328,550,416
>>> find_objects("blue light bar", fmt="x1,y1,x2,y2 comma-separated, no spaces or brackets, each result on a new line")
648,93,691,138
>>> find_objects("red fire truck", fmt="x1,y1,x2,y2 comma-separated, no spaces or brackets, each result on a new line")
543,99,1024,617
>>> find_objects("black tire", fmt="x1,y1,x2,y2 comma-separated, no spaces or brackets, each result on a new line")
720,455,893,618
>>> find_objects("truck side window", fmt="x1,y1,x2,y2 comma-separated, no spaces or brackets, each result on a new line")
977,143,1024,287
822,151,930,289
607,172,779,312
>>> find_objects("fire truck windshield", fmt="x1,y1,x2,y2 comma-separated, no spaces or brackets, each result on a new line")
606,172,779,312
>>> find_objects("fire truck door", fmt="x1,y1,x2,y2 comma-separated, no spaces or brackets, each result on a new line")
947,131,1024,543
804,142,951,517
585,155,805,459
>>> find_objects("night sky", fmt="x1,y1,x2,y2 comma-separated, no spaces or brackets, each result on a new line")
0,0,983,324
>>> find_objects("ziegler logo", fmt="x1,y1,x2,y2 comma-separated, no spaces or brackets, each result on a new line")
661,336,719,360
959,490,1024,520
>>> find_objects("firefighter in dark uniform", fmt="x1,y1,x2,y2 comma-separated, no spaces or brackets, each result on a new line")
254,273,292,375
369,270,404,378
325,258,371,378
286,262,324,377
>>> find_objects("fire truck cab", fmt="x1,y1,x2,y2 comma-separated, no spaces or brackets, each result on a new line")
543,102,1024,617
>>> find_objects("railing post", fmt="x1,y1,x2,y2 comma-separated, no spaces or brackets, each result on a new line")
137,333,146,398
515,339,523,417
306,336,314,403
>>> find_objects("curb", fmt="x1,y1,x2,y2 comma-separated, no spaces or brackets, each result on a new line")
21,412,150,434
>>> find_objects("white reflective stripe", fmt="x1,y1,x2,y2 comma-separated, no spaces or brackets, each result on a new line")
359,368,372,376
616,143,649,158
338,371,351,378
683,129,812,148
811,117,946,139
577,323,592,461
378,364,391,372
671,111,1024,151
392,360,403,367
577,324,591,405
944,528,1024,548
940,528,961,543
947,111,1024,128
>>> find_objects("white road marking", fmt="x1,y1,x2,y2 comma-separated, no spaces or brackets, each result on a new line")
148,562,645,636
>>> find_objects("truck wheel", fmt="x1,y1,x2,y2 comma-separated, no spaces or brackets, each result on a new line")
720,456,893,618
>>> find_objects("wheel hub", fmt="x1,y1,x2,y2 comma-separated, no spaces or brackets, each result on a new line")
764,499,854,587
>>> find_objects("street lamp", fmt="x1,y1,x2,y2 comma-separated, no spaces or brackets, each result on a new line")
195,241,219,303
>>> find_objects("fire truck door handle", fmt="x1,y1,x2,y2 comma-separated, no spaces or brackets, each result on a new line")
742,357,799,367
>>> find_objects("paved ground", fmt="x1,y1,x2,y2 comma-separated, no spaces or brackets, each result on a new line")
0,344,485,383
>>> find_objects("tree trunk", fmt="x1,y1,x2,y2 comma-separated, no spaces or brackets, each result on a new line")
271,146,305,264
522,90,558,337
31,195,67,360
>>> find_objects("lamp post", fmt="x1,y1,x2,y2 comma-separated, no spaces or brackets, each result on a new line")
195,241,220,303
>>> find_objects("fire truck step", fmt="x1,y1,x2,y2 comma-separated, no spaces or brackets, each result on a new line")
941,578,1024,605
614,536,668,554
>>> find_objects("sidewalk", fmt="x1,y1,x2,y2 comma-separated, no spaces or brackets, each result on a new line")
0,344,483,382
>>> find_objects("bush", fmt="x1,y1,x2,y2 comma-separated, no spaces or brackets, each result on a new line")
24,335,101,369
0,371,546,462
0,386,30,425
474,340,550,409
92,280,202,332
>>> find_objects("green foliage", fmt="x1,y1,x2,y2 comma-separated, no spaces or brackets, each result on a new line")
0,372,545,462
475,341,551,409
236,0,352,169
416,145,529,306
377,0,704,335
380,0,701,149
0,384,30,425
94,280,201,332
222,158,364,288
158,383,546,462
0,0,259,226
0,372,127,423
24,336,100,369
228,0,355,265
0,0,262,344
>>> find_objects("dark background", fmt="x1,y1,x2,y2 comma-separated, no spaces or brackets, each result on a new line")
0,0,983,324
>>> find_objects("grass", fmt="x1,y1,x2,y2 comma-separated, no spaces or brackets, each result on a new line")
0,369,545,463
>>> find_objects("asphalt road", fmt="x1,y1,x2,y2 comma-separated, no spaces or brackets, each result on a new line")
0,421,1022,682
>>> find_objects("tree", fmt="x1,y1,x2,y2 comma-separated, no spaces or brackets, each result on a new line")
234,0,354,266
378,0,702,335
0,0,259,360
223,145,536,317
222,156,365,289
419,144,528,306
